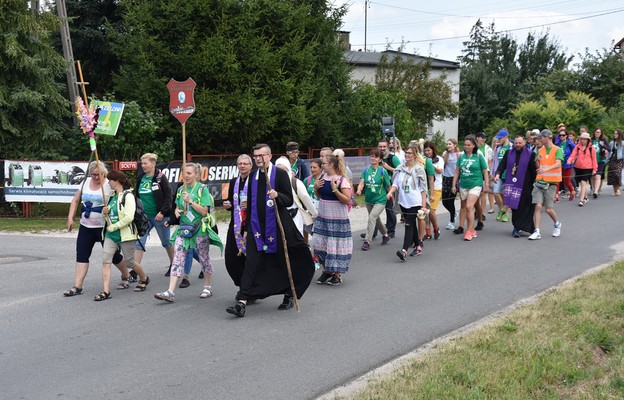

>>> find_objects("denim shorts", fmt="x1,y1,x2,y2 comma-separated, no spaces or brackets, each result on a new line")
136,216,172,250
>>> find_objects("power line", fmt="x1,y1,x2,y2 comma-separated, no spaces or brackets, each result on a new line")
352,7,624,46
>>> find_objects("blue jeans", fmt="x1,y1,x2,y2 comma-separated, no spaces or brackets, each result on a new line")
135,216,172,250
184,248,200,275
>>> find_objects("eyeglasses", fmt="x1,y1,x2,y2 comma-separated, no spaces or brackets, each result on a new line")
90,173,100,177
253,154,270,158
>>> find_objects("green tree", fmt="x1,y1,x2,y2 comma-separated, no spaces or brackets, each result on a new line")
499,91,606,135
97,100,174,161
459,20,570,135
0,1,72,159
55,0,123,96
111,0,352,155
374,49,458,136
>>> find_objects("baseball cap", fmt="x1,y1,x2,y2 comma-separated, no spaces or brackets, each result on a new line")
494,129,509,139
539,129,553,138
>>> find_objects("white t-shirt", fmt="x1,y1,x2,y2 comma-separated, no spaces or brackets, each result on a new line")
392,167,426,208
432,157,444,190
79,178,113,228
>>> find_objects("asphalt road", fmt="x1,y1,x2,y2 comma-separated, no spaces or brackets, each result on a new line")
1,192,622,400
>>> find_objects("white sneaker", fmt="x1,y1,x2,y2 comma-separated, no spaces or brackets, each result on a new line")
446,222,455,230
552,221,561,237
528,230,541,240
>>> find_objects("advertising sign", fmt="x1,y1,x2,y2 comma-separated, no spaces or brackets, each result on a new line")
92,100,125,136
167,78,196,125
3,160,90,202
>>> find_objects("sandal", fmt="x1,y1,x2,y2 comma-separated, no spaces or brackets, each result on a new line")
116,276,131,290
63,286,83,297
94,291,111,301
200,286,213,298
133,276,150,292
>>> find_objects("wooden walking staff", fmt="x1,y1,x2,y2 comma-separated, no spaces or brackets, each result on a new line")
75,61,109,224
167,78,197,211
263,165,301,312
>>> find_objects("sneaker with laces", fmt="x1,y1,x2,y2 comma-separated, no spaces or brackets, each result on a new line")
512,228,520,238
528,230,541,240
396,249,407,261
552,221,562,237
501,214,509,222
470,230,478,239
496,211,503,221
361,241,370,251
463,232,473,241
316,272,332,284
154,290,175,303
453,226,464,234
381,235,390,245
446,222,455,230
475,222,484,231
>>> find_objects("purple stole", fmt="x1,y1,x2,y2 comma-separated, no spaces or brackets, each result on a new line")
250,165,277,253
233,176,248,255
503,147,532,209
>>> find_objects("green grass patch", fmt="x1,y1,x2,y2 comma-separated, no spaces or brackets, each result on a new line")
350,263,624,400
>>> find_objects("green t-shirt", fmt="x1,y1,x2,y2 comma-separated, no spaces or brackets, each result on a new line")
305,175,318,201
138,174,159,218
592,139,606,163
175,182,211,225
497,144,511,179
105,194,122,243
360,166,392,205
457,152,488,189
536,146,564,185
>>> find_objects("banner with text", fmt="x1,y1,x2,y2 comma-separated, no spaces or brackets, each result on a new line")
3,160,90,202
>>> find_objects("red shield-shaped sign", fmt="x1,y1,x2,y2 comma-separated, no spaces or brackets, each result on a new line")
167,78,196,125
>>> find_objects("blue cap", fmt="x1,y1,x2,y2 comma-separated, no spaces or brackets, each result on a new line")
495,129,509,139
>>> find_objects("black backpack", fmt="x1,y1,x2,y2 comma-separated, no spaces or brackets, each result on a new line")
121,191,149,237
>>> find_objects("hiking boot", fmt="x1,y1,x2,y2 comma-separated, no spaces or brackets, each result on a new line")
277,296,294,310
226,302,246,317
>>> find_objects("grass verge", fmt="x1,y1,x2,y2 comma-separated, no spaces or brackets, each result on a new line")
349,262,624,400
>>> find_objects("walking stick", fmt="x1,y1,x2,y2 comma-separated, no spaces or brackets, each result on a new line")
76,61,110,225
263,165,301,312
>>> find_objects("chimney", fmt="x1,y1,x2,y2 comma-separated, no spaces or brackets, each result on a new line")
337,31,351,51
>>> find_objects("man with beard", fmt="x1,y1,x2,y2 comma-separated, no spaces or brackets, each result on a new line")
226,144,315,317
493,135,537,238
222,154,253,296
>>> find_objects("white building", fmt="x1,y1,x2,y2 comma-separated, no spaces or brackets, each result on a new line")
343,49,460,141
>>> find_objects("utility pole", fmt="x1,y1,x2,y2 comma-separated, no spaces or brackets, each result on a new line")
57,0,80,111
364,0,368,52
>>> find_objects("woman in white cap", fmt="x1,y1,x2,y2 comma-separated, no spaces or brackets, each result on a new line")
567,132,598,206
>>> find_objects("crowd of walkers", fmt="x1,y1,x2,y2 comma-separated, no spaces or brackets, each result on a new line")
63,126,623,316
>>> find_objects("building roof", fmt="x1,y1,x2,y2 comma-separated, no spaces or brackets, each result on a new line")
344,50,460,70
615,37,624,52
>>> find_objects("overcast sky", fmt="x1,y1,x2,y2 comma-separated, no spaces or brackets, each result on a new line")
337,0,624,62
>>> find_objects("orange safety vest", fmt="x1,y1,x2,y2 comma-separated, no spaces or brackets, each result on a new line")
536,145,562,183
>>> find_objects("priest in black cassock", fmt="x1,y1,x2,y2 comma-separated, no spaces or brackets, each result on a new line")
494,134,537,238
226,144,315,318
223,154,253,291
